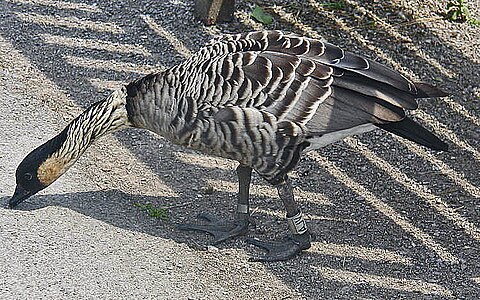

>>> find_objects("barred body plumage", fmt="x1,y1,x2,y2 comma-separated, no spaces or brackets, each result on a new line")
125,30,446,184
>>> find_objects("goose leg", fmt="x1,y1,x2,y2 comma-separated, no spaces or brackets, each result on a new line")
248,175,312,262
178,165,252,245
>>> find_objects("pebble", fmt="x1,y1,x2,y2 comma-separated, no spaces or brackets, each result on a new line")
207,245,219,252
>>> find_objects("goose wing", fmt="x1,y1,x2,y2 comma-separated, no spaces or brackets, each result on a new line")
201,30,445,135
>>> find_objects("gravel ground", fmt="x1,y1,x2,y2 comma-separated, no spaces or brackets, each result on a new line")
0,0,479,299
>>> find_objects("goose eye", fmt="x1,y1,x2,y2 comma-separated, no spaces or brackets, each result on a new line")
24,173,33,181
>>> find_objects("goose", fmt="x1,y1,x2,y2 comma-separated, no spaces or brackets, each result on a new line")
8,30,448,261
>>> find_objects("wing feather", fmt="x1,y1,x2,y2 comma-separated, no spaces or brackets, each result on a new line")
210,30,445,136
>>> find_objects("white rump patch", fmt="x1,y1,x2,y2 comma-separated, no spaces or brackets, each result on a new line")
305,123,376,151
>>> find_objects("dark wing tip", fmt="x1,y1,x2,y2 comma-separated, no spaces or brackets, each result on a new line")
415,83,449,98
377,117,449,151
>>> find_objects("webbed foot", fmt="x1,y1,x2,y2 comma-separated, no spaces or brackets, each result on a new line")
178,213,251,245
247,231,312,262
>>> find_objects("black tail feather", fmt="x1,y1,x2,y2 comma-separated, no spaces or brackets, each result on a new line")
415,83,449,98
377,117,448,151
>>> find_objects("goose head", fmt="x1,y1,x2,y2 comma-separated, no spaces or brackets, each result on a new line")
9,130,69,208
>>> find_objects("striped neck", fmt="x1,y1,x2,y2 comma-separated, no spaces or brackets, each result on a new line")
36,88,131,186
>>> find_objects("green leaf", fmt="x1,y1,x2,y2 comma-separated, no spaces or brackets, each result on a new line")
251,5,274,25
468,18,480,26
451,10,459,20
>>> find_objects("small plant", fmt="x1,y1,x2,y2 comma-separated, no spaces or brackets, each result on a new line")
318,0,345,10
135,202,169,220
251,5,274,25
446,0,479,25
201,185,215,194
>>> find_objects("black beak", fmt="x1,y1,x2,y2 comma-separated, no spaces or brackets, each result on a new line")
8,185,31,209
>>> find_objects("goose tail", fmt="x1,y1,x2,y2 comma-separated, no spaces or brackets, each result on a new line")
377,117,448,151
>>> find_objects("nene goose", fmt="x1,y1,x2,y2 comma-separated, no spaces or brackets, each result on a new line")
9,30,448,261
